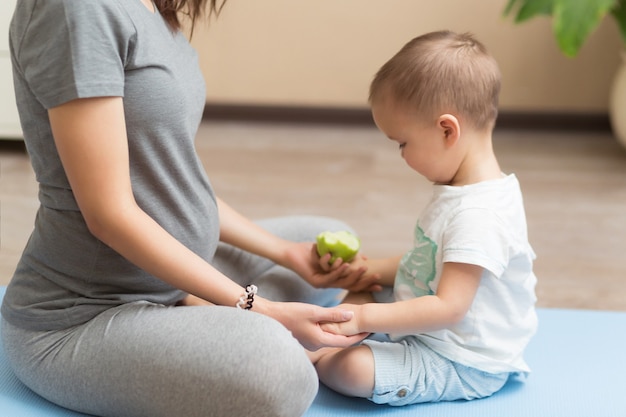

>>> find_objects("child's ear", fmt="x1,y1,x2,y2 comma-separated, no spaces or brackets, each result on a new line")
437,114,460,147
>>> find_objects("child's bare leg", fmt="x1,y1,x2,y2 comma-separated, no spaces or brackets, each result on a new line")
313,345,375,398
307,291,376,397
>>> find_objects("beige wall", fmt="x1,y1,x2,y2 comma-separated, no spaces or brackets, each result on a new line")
190,0,622,113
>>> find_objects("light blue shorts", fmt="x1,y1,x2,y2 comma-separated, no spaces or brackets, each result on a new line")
362,336,514,406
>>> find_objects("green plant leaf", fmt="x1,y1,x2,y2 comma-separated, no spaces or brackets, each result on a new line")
504,0,555,22
611,0,626,45
553,0,617,56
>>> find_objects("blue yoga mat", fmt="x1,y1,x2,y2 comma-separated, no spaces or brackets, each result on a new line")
306,307,626,417
1,286,625,416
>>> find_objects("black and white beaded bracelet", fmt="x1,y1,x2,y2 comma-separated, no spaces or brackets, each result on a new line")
236,284,258,310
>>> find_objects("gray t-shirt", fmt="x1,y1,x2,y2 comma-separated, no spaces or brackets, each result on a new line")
2,0,220,331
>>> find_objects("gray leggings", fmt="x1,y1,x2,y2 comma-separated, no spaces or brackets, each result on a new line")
1,216,351,417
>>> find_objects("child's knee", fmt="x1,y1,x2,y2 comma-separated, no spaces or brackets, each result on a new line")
317,345,375,398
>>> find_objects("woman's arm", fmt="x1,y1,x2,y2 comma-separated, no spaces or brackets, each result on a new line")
49,96,364,350
216,197,385,290
49,97,244,307
216,197,294,263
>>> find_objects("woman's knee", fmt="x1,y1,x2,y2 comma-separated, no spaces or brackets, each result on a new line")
174,310,318,417
2,307,319,417
257,215,356,242
240,315,319,415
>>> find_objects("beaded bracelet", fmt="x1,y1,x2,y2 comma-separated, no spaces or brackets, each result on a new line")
236,284,258,310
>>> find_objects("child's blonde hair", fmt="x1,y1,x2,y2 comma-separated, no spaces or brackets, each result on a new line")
369,30,501,132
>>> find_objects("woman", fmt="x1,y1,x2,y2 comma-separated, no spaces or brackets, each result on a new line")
1,1,370,416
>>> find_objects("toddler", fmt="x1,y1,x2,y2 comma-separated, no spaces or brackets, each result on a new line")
311,30,538,406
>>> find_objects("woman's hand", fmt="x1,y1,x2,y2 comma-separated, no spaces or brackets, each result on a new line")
283,242,383,292
214,199,386,292
261,300,368,351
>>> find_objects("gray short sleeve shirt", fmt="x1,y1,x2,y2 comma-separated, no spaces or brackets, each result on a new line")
2,0,220,330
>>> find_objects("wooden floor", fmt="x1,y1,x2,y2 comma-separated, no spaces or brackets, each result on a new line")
1,121,625,311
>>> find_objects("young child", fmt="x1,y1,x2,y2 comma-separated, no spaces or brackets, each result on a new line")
311,30,538,406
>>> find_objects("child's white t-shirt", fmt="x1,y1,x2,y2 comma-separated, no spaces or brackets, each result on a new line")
392,174,538,374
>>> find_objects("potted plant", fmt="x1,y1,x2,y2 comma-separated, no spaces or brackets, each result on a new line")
504,0,626,56
504,0,626,147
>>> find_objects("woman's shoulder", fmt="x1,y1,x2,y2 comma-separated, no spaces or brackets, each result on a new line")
13,0,138,28
16,0,125,14
12,0,138,48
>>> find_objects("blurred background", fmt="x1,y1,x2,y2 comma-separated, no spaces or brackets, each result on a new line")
1,0,625,310
191,0,621,113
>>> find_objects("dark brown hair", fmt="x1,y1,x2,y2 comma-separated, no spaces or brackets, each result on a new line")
370,30,501,132
154,0,226,32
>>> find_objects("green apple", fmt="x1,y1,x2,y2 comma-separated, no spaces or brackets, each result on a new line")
316,230,361,263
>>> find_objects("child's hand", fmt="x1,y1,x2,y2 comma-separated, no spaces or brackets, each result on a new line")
332,254,383,293
270,301,368,351
319,303,368,337
317,252,382,292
